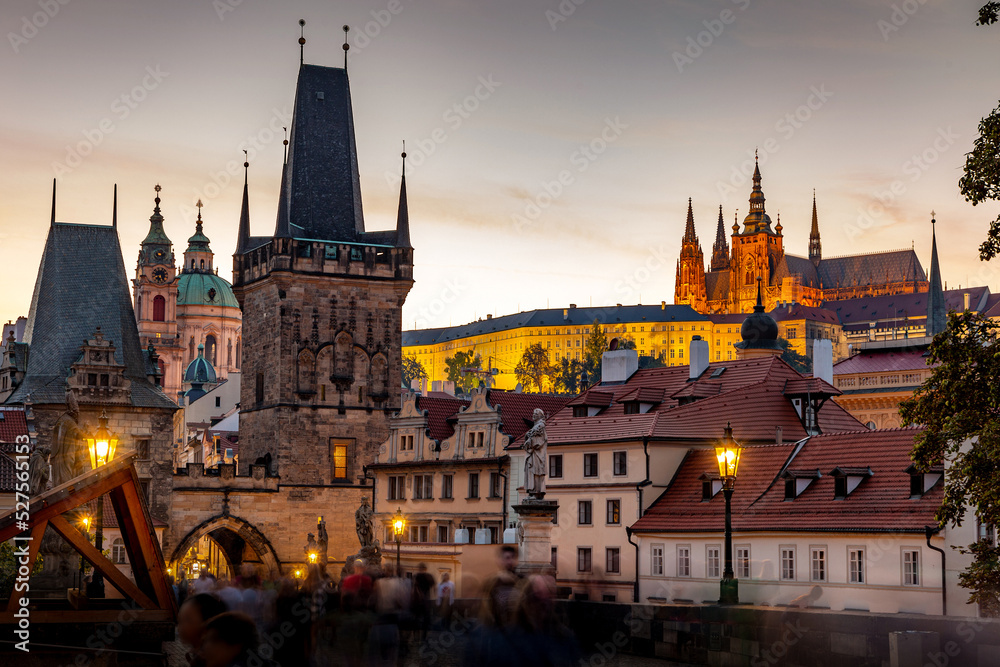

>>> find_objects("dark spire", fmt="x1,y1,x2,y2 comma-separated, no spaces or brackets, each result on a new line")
711,205,730,271
395,147,412,249
50,178,56,227
112,184,117,230
343,25,350,70
809,189,822,264
186,199,211,253
927,212,946,337
298,19,306,66
141,184,172,246
236,153,252,253
740,151,774,235
682,198,698,244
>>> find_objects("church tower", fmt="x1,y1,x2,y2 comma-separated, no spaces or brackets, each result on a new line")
233,61,414,489
674,199,707,311
710,205,730,271
808,190,822,264
134,185,183,399
730,157,784,313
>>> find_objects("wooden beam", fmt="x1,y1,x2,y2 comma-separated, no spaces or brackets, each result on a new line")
5,520,47,613
48,515,157,610
111,479,174,613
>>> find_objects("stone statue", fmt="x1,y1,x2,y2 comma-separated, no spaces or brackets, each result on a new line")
50,389,83,487
523,408,547,498
355,496,375,547
28,446,50,496
317,518,329,572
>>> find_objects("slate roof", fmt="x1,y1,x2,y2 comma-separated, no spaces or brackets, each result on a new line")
768,303,840,324
276,64,365,243
825,286,990,327
832,347,932,375
705,271,730,302
545,356,862,445
772,254,820,289
817,249,925,290
6,223,176,409
402,304,709,347
631,427,935,534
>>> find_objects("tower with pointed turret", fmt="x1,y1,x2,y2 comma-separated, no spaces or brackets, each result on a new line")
808,190,821,264
729,156,785,313
232,57,414,494
674,199,707,311
710,205,730,272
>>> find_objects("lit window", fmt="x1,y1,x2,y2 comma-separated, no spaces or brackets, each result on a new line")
606,499,620,525
332,442,348,479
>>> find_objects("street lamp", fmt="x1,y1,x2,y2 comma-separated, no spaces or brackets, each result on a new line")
714,422,743,605
85,410,118,599
392,507,406,575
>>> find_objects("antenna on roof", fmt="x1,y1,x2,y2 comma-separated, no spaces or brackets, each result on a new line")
298,19,306,66
343,25,350,70
50,178,56,227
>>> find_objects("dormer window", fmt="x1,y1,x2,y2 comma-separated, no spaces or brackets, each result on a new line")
782,469,821,500
700,474,722,501
830,467,873,499
623,402,640,415
906,464,943,498
573,406,587,418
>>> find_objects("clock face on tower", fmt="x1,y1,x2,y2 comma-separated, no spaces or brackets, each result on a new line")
152,249,167,262
152,267,168,284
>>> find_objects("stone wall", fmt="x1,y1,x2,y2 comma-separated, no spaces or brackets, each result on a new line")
560,601,1000,667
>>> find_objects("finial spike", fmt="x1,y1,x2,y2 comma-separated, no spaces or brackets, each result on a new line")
282,127,289,165
112,184,117,229
343,25,350,70
50,178,56,227
196,199,203,221
298,19,306,66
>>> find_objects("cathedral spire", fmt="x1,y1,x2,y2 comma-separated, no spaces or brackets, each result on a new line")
683,198,698,244
740,152,773,235
809,189,822,264
395,147,412,249
927,212,946,337
236,153,252,254
711,205,730,271
112,184,117,230
50,178,56,227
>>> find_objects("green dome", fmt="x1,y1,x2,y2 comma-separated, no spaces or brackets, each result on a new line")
184,344,217,384
177,272,239,308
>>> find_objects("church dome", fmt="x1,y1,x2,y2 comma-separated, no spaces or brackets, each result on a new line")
177,272,239,309
735,282,783,352
184,344,217,384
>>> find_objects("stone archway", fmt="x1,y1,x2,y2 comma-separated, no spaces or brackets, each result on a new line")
169,514,281,577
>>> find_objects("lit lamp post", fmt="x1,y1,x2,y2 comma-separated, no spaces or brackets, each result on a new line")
392,507,406,575
715,422,742,605
85,410,118,598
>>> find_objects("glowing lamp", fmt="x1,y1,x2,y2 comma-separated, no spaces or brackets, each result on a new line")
86,410,119,469
714,423,742,481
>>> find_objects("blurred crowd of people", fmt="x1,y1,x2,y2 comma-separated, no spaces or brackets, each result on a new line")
171,545,579,667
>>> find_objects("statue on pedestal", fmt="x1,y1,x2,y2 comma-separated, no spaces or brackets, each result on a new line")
523,408,547,499
355,496,375,547
28,446,50,496
317,518,329,573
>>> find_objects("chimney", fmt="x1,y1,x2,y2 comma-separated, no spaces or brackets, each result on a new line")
563,309,569,321
689,335,709,379
601,348,638,384
569,303,577,309
775,426,783,445
964,292,971,311
812,339,833,385
487,314,492,320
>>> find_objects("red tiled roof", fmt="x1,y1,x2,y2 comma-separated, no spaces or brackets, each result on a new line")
632,427,934,534
782,377,840,396
488,391,571,442
0,406,28,443
669,381,722,400
618,387,666,404
0,443,21,493
547,357,863,445
832,347,933,374
567,390,615,408
415,395,470,442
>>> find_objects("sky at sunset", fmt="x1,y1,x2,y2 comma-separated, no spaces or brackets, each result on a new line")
1,0,999,330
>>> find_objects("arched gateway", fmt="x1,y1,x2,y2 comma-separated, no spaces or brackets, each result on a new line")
170,514,281,578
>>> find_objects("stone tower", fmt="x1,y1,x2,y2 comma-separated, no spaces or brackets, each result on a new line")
674,198,707,312
710,205,730,272
232,63,414,486
808,190,822,264
134,185,183,397
731,157,784,313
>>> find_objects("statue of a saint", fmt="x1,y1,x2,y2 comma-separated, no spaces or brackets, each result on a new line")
28,446,50,496
304,533,318,560
355,496,375,547
50,389,83,487
523,408,547,498
317,519,329,571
